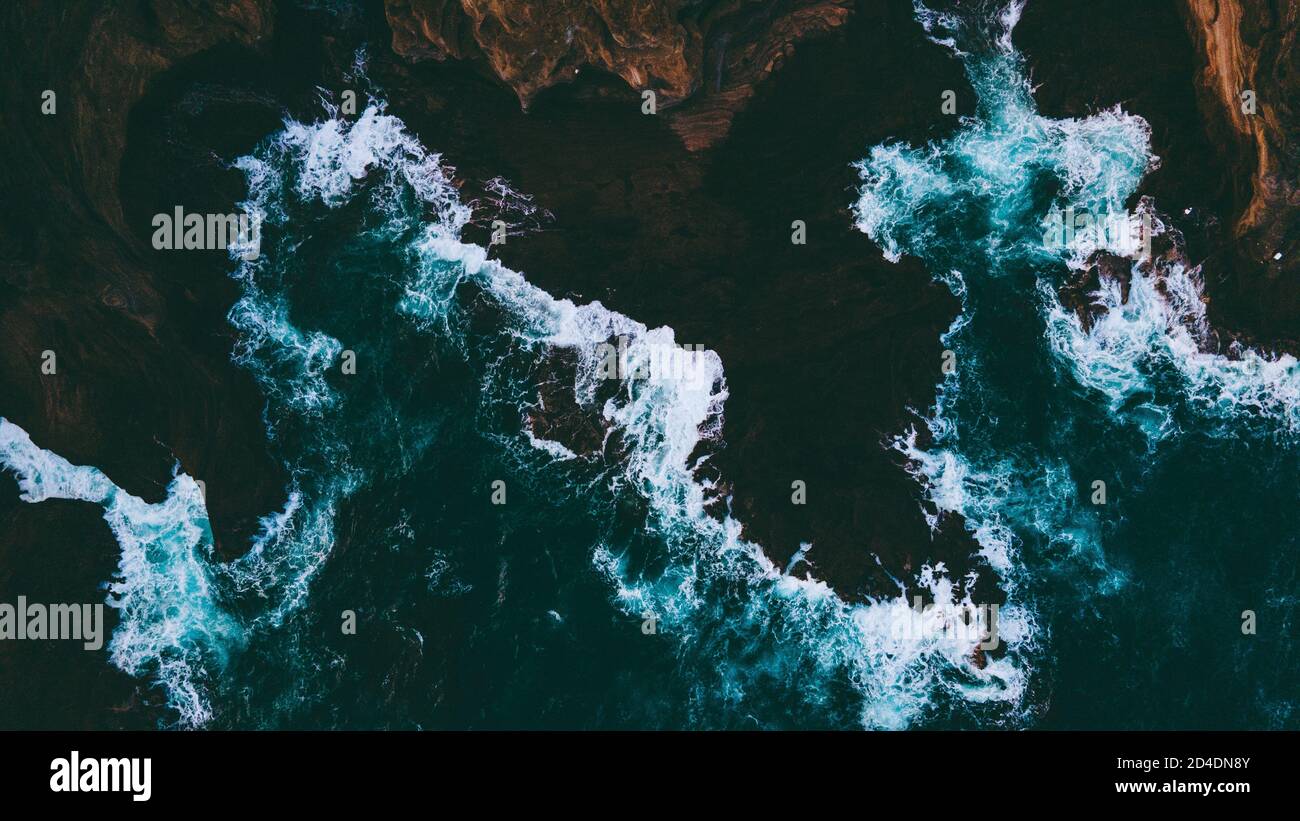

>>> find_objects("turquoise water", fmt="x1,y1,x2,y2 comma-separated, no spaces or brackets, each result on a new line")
3,0,1298,729
853,0,1300,728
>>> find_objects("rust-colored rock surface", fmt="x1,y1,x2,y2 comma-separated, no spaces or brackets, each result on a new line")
1018,0,1300,352
1179,0,1300,344
384,0,853,149
381,0,990,604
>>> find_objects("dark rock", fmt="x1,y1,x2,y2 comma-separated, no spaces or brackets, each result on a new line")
1017,0,1300,353
383,0,855,150
0,1,284,556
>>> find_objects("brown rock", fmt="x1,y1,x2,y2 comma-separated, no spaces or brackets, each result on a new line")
1059,252,1135,333
1018,0,1300,353
1181,1,1298,251
384,0,853,149
1179,0,1300,339
0,0,283,557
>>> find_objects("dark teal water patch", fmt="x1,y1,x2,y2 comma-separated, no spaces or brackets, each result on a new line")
854,0,1300,729
4,0,1296,730
193,92,1032,729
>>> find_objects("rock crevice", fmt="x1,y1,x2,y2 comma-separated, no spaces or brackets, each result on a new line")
384,0,853,149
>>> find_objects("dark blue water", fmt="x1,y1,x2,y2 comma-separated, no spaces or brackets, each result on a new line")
2,0,1297,729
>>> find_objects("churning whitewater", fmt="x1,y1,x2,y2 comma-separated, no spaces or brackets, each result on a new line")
0,85,1025,729
4,0,1298,729
853,0,1300,728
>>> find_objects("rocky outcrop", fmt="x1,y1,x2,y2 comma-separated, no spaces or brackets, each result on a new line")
1179,0,1300,347
386,0,700,103
1058,252,1134,334
0,0,282,558
384,0,991,603
1018,0,1300,353
3,0,275,237
1181,0,1297,246
383,0,853,150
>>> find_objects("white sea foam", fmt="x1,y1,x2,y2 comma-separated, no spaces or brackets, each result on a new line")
1,83,1036,729
853,5,1300,723
851,0,1163,712
244,102,1030,727
1044,203,1300,434
0,418,239,727
910,2,1300,437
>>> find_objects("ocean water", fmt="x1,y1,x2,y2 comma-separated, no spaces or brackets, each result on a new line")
2,0,1297,729
854,0,1300,728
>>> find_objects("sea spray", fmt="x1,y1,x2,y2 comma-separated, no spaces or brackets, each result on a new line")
219,101,1032,728
0,95,1029,728
3,0,1297,730
856,0,1300,728
0,419,239,726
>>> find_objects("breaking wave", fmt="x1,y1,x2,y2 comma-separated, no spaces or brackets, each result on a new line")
7,0,1295,729
3,88,1030,727
854,0,1300,729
